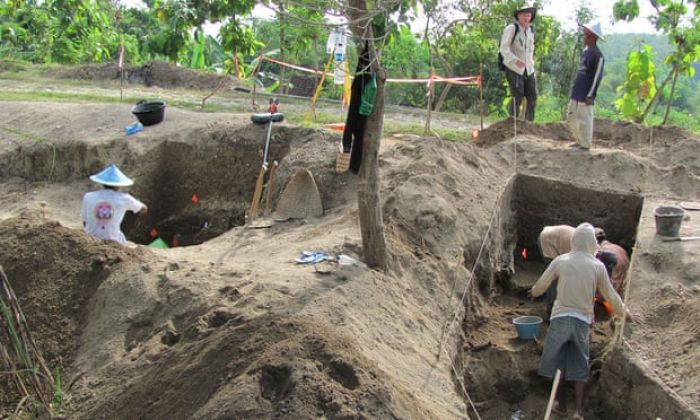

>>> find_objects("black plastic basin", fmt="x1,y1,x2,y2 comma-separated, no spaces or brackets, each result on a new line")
132,101,166,126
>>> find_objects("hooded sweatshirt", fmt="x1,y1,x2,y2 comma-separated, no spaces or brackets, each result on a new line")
531,223,626,323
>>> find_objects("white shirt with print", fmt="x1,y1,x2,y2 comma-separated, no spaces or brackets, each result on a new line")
81,189,145,243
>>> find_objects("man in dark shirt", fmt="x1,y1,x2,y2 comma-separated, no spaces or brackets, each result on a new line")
567,21,605,150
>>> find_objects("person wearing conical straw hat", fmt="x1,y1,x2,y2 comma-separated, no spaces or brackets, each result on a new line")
500,2,538,121
81,165,148,244
567,21,605,150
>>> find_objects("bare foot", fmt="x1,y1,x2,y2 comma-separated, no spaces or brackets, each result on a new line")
552,401,567,416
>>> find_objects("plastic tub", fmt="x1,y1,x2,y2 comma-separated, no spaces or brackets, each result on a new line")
513,316,543,340
132,101,166,126
654,205,684,237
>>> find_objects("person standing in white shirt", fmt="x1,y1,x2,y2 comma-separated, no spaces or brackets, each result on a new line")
500,3,538,121
81,165,148,244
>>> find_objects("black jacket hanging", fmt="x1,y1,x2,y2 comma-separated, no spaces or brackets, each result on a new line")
342,41,373,174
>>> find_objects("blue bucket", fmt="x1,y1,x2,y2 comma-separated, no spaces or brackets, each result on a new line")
513,316,543,340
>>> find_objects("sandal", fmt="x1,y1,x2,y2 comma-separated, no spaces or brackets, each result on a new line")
572,412,584,420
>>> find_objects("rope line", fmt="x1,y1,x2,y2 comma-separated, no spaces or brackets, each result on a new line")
434,173,517,419
253,55,481,85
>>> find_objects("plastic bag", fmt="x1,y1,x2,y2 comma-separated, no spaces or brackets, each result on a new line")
359,73,377,116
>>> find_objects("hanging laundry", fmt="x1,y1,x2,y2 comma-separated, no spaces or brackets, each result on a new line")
359,73,377,116
342,41,373,174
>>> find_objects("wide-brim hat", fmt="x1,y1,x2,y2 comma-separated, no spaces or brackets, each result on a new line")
514,5,537,22
89,164,134,187
581,21,605,41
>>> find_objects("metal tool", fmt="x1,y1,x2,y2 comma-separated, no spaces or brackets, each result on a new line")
662,236,700,242
248,98,283,223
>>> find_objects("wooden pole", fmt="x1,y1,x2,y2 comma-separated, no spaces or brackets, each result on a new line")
543,369,562,420
479,63,484,131
424,72,434,134
250,56,263,110
118,42,125,102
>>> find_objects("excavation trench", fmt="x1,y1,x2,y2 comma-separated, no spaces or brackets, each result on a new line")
122,128,295,246
1,122,344,247
463,174,650,419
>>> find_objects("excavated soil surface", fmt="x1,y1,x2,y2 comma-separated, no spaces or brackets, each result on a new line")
0,93,699,419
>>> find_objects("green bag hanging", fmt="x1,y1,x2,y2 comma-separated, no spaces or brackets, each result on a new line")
359,73,377,116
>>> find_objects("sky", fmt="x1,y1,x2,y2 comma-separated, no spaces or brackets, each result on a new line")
249,1,660,35
543,0,658,34
122,1,660,36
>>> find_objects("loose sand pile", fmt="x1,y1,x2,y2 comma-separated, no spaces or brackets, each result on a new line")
0,96,698,419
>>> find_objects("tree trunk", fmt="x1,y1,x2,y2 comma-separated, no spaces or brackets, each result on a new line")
662,68,679,125
346,0,388,271
639,67,676,123
433,53,454,113
279,1,287,95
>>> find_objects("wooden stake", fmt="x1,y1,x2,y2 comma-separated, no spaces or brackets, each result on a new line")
250,56,263,110
544,369,562,420
424,72,434,134
479,63,484,131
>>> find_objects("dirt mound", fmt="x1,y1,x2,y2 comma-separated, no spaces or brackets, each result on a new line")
0,213,142,410
476,119,570,147
71,314,421,419
477,118,697,151
54,61,239,91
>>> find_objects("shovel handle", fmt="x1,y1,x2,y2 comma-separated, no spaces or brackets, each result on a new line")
264,161,279,216
544,369,562,420
248,165,267,223
662,236,700,242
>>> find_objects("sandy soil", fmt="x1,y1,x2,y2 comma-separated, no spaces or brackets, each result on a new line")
1,64,699,419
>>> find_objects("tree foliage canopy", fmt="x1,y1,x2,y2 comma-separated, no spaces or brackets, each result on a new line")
1,0,700,130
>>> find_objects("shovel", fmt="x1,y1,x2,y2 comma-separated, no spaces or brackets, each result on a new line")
662,236,700,242
248,98,283,223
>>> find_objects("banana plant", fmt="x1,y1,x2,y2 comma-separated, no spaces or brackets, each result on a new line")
615,44,657,122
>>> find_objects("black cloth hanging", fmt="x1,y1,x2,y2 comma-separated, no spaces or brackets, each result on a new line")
342,42,372,174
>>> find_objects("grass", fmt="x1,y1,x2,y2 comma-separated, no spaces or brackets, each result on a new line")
286,111,475,142
383,121,470,142
53,368,62,408
0,126,48,143
0,60,493,142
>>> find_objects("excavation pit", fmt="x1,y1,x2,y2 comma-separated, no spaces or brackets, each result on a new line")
121,132,292,246
464,174,646,418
